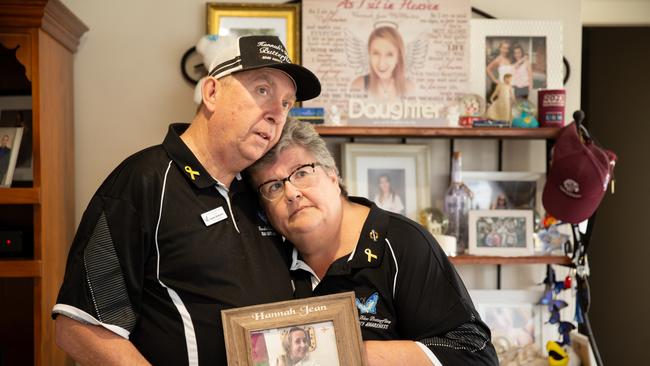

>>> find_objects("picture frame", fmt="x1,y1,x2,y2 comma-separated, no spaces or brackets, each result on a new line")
0,96,32,181
221,292,365,366
0,126,24,187
469,20,563,107
341,143,431,219
469,290,546,351
207,2,301,64
301,0,471,127
463,171,545,217
468,209,534,256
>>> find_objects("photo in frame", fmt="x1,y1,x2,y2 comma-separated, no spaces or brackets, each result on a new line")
463,171,545,217
0,96,32,181
0,126,24,187
468,209,534,256
469,20,563,109
341,143,431,219
207,2,300,63
469,290,546,356
301,0,471,126
221,292,364,366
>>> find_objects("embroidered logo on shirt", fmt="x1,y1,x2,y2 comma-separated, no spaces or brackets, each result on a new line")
355,292,379,314
256,211,277,236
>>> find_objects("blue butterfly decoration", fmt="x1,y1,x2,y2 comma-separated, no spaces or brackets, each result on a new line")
558,321,576,346
356,292,379,314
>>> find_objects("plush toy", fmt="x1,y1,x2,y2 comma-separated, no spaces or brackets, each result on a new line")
546,341,569,366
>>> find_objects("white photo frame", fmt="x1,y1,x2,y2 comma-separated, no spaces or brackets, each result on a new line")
469,290,545,350
463,171,545,217
0,127,24,187
470,20,563,106
342,143,430,220
468,209,534,256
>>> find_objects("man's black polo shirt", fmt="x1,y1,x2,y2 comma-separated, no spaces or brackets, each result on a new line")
53,123,293,365
291,197,498,365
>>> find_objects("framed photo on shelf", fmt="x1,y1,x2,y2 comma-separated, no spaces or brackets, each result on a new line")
0,96,32,181
463,171,545,217
341,143,431,219
301,0,471,127
469,20,563,106
469,290,545,352
0,127,24,187
207,2,301,63
468,209,534,256
221,292,364,366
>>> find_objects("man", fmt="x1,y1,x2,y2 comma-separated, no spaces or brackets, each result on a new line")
52,35,320,365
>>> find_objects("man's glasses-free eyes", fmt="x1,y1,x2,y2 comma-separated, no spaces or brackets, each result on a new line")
257,163,322,201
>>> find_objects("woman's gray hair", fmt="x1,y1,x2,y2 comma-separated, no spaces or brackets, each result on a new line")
247,118,348,197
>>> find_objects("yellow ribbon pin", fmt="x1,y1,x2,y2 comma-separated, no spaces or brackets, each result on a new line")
369,229,379,242
185,166,200,180
365,248,378,262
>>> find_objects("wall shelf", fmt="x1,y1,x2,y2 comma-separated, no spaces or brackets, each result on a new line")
0,188,40,204
450,255,571,266
0,260,42,277
315,126,562,139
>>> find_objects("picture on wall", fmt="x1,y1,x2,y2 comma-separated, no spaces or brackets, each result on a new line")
301,0,471,126
342,143,431,220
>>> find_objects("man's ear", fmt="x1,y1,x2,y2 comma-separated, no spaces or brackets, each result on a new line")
201,77,219,112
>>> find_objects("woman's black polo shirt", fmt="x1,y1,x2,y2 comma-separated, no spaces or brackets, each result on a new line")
290,197,498,365
53,123,293,365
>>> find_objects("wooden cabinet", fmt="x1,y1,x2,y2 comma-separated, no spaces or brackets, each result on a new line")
0,1,87,365
315,125,571,267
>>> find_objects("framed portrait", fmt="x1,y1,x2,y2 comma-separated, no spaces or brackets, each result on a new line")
469,290,545,353
0,126,24,187
0,96,32,181
341,143,431,220
301,0,471,126
221,292,365,366
463,171,545,217
469,20,563,107
468,209,534,256
207,2,300,64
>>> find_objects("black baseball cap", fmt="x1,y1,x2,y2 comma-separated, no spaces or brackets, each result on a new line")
207,35,320,102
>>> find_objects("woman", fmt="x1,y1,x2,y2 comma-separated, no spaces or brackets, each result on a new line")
350,26,415,100
511,44,533,100
246,119,498,365
486,40,514,90
373,174,405,215
276,327,317,366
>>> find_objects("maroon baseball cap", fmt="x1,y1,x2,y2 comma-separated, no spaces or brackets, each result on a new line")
542,122,617,224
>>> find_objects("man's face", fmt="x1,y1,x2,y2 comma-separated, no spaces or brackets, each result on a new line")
208,68,297,168
289,329,308,361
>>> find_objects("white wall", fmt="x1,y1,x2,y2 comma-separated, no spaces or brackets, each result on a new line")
582,0,650,25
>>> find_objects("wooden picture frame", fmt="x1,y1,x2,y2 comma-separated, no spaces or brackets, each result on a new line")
468,209,534,256
222,292,365,366
207,2,301,64
341,143,431,220
0,126,24,187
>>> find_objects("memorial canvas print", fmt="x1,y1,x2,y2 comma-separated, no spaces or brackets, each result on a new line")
302,0,471,126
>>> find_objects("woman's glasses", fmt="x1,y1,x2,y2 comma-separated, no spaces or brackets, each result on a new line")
257,163,322,201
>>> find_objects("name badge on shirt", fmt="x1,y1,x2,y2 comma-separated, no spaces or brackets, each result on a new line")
201,207,227,226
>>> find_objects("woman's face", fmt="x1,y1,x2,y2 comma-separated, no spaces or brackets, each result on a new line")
379,176,390,193
499,42,510,56
369,37,399,80
514,48,523,60
251,146,341,241
289,330,308,361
